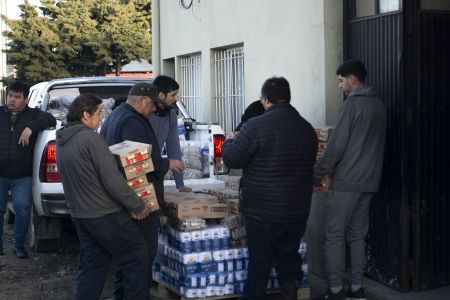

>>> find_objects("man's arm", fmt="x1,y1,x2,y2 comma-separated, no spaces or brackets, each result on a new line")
19,109,56,146
26,109,57,132
121,118,169,179
165,110,190,190
313,102,354,184
222,121,258,169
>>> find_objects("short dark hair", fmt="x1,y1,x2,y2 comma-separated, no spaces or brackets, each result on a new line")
261,77,291,104
8,81,30,98
67,94,102,123
153,75,179,94
336,60,367,82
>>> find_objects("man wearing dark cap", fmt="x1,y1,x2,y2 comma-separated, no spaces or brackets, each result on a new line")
101,82,183,299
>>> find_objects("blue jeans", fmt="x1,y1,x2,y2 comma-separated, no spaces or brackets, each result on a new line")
72,211,149,300
243,217,306,300
0,176,32,248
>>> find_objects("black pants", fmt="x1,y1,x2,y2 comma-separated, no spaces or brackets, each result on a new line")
114,211,160,300
72,211,149,300
243,217,306,300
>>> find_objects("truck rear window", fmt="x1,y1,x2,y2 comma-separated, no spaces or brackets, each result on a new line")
46,85,132,124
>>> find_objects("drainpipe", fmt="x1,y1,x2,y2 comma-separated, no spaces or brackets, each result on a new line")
152,0,161,75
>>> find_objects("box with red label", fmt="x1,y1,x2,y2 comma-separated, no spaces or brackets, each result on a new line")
314,127,333,142
122,159,154,180
317,173,332,192
109,140,152,167
135,183,160,212
127,175,148,190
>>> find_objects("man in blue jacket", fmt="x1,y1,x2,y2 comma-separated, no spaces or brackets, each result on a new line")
0,81,56,258
222,77,318,300
100,82,182,299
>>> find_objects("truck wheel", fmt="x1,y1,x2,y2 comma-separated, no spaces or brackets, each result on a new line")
28,205,60,253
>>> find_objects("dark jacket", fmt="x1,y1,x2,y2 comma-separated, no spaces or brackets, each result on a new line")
0,106,56,179
56,122,145,218
222,103,318,223
100,103,169,205
314,86,386,192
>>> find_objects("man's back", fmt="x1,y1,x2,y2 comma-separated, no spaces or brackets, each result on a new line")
223,103,318,223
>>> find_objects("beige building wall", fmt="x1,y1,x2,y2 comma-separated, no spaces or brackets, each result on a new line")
152,0,343,126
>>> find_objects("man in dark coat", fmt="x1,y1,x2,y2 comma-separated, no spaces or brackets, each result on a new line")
222,77,318,300
0,81,56,258
100,82,182,299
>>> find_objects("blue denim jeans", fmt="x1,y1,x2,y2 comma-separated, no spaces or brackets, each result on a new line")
243,217,306,300
0,176,33,248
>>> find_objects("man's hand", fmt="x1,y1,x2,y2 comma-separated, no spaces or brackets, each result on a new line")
131,201,154,220
178,186,192,192
18,127,32,147
313,186,321,192
169,159,184,173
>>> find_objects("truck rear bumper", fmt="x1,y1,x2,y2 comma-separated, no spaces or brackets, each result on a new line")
41,193,70,216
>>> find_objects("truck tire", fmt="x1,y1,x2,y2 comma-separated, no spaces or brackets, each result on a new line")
28,205,60,253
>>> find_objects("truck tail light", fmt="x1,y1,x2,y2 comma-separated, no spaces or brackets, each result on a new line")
213,134,228,174
39,140,61,182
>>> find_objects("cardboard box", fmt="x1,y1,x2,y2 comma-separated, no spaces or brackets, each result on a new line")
314,127,333,142
228,199,240,214
122,159,154,180
127,175,148,190
109,140,151,167
317,173,332,192
164,194,229,220
137,184,160,212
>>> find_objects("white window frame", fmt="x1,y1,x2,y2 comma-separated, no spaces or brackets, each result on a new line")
213,46,245,133
179,54,203,121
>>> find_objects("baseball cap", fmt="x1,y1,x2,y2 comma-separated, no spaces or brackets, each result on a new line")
129,82,163,103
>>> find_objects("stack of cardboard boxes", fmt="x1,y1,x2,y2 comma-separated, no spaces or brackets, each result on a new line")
109,140,159,213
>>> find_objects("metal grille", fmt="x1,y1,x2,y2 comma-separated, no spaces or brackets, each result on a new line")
179,55,202,120
213,47,245,133
347,11,407,290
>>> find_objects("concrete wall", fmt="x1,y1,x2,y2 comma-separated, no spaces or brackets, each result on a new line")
153,0,343,126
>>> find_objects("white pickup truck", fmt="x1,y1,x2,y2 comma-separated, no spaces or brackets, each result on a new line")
16,77,229,252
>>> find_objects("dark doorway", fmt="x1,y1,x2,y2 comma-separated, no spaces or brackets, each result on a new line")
344,0,450,291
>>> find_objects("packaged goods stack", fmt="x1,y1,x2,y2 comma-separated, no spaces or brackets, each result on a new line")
109,140,159,213
299,239,308,288
154,188,283,298
211,176,241,215
314,127,334,191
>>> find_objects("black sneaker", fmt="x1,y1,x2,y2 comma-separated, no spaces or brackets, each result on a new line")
347,287,367,300
316,289,349,300
13,246,28,259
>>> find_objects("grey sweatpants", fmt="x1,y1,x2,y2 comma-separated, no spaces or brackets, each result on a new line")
306,190,372,297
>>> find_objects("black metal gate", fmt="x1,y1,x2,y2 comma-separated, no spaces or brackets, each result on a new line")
344,0,450,291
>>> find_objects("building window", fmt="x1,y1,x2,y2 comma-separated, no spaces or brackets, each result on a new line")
179,54,202,120
213,46,245,133
355,0,400,18
379,0,400,13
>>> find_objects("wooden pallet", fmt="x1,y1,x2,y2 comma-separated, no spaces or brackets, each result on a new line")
153,280,241,300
